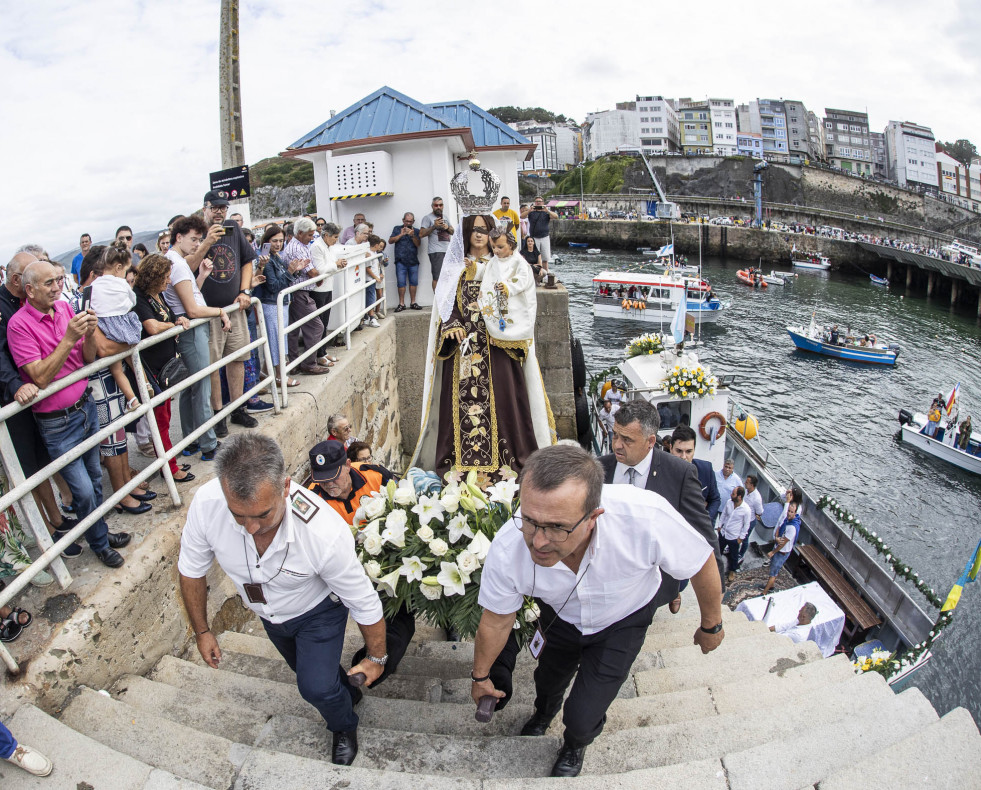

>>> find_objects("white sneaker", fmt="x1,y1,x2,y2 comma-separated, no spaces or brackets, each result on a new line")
368,318,380,328
7,743,53,776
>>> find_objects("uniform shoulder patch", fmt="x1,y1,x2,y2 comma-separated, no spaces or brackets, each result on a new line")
291,488,320,523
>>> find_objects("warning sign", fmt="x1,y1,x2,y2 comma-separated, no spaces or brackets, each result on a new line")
209,165,251,202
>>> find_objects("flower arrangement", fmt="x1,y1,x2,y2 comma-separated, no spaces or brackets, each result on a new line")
852,647,899,677
625,333,665,359
666,365,717,399
353,469,539,641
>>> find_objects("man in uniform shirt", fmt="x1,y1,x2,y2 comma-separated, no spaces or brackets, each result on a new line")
178,434,387,766
471,445,724,777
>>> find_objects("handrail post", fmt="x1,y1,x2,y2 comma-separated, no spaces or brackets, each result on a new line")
131,346,180,506
251,297,280,414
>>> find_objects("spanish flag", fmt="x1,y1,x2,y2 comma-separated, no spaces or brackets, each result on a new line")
946,382,960,415
941,536,981,612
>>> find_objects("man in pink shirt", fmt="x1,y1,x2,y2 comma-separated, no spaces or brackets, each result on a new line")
6,261,129,567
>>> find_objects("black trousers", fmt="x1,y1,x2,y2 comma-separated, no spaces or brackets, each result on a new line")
310,290,332,342
350,603,415,686
489,596,657,748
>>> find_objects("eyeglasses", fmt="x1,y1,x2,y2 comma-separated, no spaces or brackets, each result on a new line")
316,223,326,228
472,227,489,236
41,276,66,287
119,235,132,241
513,511,592,543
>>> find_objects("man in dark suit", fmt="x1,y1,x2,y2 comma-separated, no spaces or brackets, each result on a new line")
598,400,725,615
669,425,722,524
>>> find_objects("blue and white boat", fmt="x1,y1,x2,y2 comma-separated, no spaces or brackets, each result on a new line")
870,274,889,286
568,242,589,248
787,321,899,365
898,406,981,475
593,270,730,324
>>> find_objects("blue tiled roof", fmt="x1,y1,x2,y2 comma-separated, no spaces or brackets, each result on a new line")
426,101,531,147
287,87,531,151
288,87,460,150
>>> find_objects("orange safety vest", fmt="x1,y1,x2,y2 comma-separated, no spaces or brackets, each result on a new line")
309,464,387,525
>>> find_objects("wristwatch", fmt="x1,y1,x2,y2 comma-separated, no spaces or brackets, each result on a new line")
239,288,252,296
699,622,724,634
366,653,389,666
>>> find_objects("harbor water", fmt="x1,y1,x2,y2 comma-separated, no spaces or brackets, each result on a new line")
558,248,981,726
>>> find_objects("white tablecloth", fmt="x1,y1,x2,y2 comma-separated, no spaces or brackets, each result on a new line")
736,581,845,657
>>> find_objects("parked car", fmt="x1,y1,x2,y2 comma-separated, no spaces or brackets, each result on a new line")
709,216,733,226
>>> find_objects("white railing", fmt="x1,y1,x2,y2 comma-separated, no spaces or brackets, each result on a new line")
273,244,382,408
0,297,278,673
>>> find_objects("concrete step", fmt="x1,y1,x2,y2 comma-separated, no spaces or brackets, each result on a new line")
817,706,981,790
0,703,212,790
59,686,246,789
723,687,940,790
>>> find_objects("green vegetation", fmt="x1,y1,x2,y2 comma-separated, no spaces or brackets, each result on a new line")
250,156,314,188
547,156,633,195
869,191,899,214
940,139,977,171
487,106,570,125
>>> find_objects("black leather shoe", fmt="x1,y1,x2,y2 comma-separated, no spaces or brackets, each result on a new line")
550,742,587,778
95,548,125,568
331,729,358,766
520,711,554,736
230,408,258,428
132,490,157,502
108,532,131,549
214,418,228,438
114,501,151,515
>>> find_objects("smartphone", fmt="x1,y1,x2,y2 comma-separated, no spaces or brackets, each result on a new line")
81,285,93,312
221,226,233,236
260,243,271,257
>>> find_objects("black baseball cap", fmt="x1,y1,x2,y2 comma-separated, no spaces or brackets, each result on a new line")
310,440,347,482
204,190,230,207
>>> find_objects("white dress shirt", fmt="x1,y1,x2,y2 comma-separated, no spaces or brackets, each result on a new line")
718,500,752,541
613,447,653,488
744,488,764,520
716,469,743,503
178,479,383,625
478,484,712,635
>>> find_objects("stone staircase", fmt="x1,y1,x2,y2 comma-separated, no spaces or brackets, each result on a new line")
3,592,980,790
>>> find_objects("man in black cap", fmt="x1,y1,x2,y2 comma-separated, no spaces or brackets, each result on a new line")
306,439,415,684
196,190,259,442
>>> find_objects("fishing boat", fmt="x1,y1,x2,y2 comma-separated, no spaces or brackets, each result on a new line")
898,406,981,475
592,270,730,324
787,320,899,365
736,268,767,288
870,274,889,286
762,270,795,285
568,242,588,248
586,334,939,684
791,246,831,270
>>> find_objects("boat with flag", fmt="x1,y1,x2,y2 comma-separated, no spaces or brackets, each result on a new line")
898,385,981,473
592,270,729,324
791,245,831,270
787,314,900,364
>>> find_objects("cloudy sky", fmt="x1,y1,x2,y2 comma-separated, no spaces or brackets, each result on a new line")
2,0,979,259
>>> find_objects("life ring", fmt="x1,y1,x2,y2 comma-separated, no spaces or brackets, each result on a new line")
699,411,727,441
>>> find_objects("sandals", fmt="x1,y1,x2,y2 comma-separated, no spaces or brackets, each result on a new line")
316,357,336,368
287,378,301,388
126,397,140,412
0,607,32,642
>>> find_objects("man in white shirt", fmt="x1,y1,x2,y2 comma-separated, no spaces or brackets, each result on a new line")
717,486,751,582
715,457,743,516
739,474,764,564
596,399,618,452
770,602,818,646
178,433,386,767
470,445,724,778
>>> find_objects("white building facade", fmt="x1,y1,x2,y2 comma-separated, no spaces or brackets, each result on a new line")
824,108,873,175
584,106,640,159
709,98,737,156
935,150,981,211
884,121,938,190
635,95,680,155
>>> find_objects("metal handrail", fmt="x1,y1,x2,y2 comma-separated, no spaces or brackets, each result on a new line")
0,296,278,673
274,244,382,407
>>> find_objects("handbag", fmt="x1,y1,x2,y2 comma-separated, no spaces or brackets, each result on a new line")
145,355,190,394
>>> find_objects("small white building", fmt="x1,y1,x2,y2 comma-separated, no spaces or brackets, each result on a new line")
635,95,680,155
282,87,534,308
584,105,641,159
708,98,737,157
884,121,938,190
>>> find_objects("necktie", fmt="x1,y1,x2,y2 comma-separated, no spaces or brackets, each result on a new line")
627,468,639,487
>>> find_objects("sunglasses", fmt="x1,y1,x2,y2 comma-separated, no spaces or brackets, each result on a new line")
119,235,133,241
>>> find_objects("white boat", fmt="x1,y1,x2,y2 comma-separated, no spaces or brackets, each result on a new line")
898,410,981,474
763,270,796,285
941,239,981,267
587,248,602,254
791,252,831,270
592,270,730,324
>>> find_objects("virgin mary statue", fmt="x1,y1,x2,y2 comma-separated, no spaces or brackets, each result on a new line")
410,161,555,477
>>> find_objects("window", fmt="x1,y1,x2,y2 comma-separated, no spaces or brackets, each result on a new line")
725,122,734,128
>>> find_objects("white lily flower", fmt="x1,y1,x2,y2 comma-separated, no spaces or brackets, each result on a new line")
487,478,518,507
392,478,418,506
457,550,480,576
382,519,408,548
375,569,401,598
447,513,476,544
468,531,492,561
412,494,446,527
361,519,382,538
429,538,449,557
437,561,469,597
400,555,428,582
440,484,462,513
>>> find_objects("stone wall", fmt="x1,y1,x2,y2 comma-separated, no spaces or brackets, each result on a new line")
251,185,317,222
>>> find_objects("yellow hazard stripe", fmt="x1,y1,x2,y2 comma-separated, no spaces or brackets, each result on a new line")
330,192,394,201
